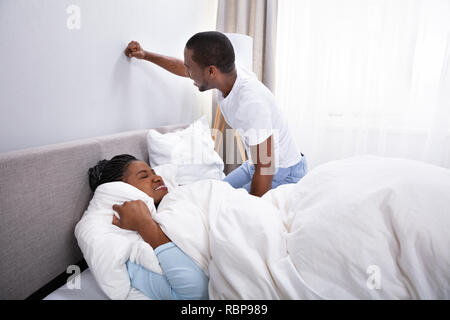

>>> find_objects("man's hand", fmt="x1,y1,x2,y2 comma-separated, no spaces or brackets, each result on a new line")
124,41,146,59
123,41,188,77
112,200,153,232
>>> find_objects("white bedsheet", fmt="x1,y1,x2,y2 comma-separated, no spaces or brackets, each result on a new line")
154,155,450,299
73,155,450,299
270,155,450,299
43,268,149,300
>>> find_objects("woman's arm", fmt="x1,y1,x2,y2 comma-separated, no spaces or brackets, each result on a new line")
112,200,208,299
136,216,171,249
127,242,209,300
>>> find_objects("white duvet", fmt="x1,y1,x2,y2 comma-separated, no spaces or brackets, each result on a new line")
76,155,450,299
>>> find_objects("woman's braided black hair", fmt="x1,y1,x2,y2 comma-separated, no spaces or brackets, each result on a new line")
88,154,137,192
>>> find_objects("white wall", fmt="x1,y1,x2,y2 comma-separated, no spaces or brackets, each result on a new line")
0,0,218,153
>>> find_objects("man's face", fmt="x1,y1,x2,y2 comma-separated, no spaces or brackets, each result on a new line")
184,47,211,92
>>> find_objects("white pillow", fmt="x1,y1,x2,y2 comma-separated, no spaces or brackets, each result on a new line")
152,163,178,191
74,181,163,300
147,115,225,185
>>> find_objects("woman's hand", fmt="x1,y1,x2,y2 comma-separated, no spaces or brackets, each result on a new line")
112,200,171,248
112,200,153,232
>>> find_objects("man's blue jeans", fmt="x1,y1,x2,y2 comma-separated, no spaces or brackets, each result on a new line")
223,154,308,192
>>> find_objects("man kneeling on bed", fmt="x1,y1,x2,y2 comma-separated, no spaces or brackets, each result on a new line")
89,154,208,300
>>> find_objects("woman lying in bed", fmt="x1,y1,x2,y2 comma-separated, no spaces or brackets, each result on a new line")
88,154,209,300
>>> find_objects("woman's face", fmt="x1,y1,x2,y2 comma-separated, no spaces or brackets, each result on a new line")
122,160,168,205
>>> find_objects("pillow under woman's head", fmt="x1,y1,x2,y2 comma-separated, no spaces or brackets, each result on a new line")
88,154,171,207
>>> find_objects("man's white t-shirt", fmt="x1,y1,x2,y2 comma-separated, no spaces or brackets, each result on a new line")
216,66,301,168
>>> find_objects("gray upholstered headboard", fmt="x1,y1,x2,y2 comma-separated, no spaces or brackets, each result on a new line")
0,123,189,299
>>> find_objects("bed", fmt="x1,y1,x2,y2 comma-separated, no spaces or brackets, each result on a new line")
1,122,449,300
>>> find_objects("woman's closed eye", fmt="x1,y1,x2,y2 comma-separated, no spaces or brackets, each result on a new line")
140,169,155,179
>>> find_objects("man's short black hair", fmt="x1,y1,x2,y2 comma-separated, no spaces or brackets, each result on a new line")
185,31,235,73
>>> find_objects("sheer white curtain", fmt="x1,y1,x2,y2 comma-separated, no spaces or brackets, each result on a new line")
276,0,450,170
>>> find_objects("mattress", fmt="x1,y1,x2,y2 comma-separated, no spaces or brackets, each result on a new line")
43,268,150,300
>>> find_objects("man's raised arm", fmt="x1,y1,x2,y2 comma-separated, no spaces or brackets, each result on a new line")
124,40,189,78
